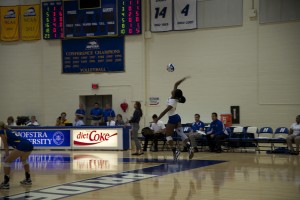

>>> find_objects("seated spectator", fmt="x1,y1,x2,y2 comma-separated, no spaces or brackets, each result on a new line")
26,116,39,126
73,115,85,126
103,104,116,123
187,114,205,152
143,114,166,152
206,112,228,153
115,114,125,126
55,116,61,126
6,116,17,127
75,103,86,118
106,116,116,126
56,112,70,126
287,115,300,155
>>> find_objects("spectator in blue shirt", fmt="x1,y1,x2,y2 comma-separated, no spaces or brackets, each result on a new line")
187,114,205,152
90,103,102,126
75,103,86,118
206,112,228,153
103,104,116,123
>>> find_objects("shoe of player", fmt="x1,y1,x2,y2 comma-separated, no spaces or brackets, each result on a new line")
173,150,180,161
188,147,194,160
0,182,9,189
20,179,32,185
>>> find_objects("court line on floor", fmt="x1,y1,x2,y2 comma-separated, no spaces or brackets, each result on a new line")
0,158,226,200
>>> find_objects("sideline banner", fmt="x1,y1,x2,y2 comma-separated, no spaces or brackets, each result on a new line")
62,37,124,73
150,0,173,32
20,4,41,40
15,129,71,148
0,6,19,41
174,0,197,30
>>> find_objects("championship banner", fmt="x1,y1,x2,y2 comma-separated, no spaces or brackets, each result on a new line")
62,37,124,73
174,0,197,30
150,0,173,32
20,4,41,41
0,6,19,41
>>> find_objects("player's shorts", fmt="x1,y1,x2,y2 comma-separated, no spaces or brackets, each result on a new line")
15,140,34,152
168,114,181,125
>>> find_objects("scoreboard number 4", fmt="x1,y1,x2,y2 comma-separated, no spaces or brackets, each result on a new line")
154,4,190,19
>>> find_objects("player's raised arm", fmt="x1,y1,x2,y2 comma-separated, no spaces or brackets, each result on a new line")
173,76,191,90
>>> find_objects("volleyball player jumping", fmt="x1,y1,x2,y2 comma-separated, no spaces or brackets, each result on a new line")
0,121,33,189
155,76,193,160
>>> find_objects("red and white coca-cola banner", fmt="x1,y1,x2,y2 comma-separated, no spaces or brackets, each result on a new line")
72,129,120,148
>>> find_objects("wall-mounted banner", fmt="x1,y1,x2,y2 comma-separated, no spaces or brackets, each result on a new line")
174,0,197,30
62,37,124,73
0,6,19,41
20,4,40,40
150,0,173,32
15,129,71,148
149,97,160,106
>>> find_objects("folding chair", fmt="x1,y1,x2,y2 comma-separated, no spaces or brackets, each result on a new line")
273,127,289,151
242,127,258,152
257,127,274,152
227,126,244,151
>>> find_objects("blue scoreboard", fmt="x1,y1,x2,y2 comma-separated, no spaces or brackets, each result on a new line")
42,0,142,39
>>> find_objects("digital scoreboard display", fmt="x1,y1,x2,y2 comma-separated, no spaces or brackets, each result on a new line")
42,0,142,39
64,0,117,38
119,0,142,35
42,1,63,39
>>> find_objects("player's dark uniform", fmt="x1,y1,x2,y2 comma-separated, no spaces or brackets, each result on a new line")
0,129,33,152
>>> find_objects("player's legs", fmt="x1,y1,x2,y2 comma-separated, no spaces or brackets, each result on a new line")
165,123,176,148
20,151,33,185
1,149,23,189
175,123,193,159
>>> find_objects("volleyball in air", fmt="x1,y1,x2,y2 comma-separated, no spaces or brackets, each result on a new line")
167,63,175,72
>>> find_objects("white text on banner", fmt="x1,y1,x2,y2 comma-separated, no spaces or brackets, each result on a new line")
150,0,173,32
174,0,197,30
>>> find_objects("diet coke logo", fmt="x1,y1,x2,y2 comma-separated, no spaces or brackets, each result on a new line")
74,130,118,146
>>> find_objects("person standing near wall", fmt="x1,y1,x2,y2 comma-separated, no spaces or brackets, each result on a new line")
0,121,33,189
90,102,102,126
103,104,116,123
287,115,300,155
75,103,86,119
129,101,143,155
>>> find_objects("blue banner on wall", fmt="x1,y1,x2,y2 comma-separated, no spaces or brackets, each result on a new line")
62,37,124,73
15,130,71,147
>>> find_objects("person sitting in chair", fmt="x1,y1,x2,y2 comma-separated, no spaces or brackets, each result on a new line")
287,115,300,155
142,114,166,152
206,112,228,153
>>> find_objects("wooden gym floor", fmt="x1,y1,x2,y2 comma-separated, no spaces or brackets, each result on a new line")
0,150,299,200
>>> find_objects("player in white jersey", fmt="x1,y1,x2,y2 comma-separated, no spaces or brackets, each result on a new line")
155,76,193,160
